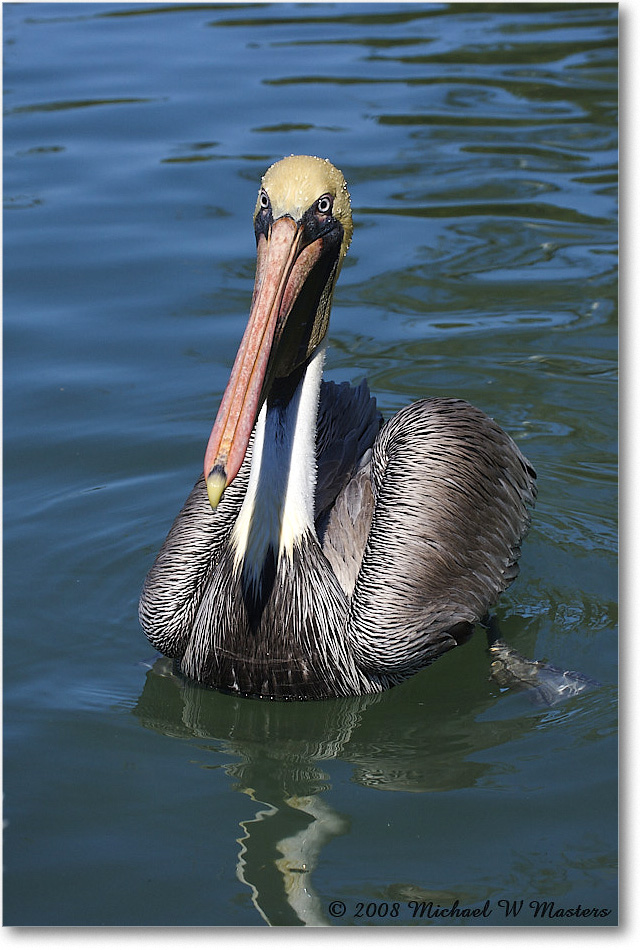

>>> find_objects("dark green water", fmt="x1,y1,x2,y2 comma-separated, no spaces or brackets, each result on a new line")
3,1,617,927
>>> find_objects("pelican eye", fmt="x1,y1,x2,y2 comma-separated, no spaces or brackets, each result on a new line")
316,194,333,215
254,189,273,240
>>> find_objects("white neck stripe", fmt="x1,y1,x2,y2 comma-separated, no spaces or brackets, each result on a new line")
231,342,326,580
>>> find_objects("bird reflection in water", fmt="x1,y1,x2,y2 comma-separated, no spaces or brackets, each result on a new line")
133,649,598,926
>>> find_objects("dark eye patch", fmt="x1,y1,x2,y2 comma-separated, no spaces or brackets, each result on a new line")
254,190,273,240
300,195,339,245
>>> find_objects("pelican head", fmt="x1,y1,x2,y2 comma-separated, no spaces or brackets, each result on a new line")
204,156,353,509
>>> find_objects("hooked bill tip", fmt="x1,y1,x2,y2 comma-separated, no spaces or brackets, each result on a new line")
206,465,227,511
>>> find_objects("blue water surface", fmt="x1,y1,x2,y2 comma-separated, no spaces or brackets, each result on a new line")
3,1,617,927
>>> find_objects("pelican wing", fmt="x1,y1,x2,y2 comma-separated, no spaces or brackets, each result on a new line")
321,461,376,598
347,398,537,677
314,378,381,597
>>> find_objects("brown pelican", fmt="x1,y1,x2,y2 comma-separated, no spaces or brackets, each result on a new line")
139,155,537,700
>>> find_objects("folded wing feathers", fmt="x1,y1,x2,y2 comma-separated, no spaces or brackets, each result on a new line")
347,397,536,674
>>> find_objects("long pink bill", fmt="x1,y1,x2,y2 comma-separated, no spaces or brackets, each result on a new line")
203,215,323,510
